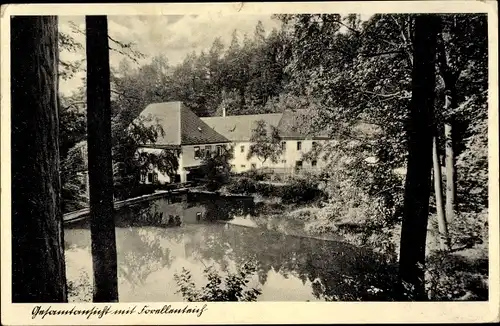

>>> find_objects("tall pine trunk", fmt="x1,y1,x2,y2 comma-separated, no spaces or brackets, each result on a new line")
433,135,450,251
11,16,68,302
86,16,119,302
398,14,440,301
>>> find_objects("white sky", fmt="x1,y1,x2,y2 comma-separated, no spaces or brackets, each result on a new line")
59,14,281,95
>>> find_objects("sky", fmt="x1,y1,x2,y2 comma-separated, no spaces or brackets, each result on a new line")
59,14,281,95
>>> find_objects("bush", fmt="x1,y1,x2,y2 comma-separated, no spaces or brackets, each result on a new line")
226,177,257,194
254,182,283,197
425,251,488,300
174,262,262,302
281,177,326,204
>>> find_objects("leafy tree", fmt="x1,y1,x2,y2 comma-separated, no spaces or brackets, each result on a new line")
112,111,179,199
199,146,234,191
247,120,283,164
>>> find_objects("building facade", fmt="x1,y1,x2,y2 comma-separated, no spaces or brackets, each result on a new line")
201,109,331,175
137,102,333,184
136,102,231,184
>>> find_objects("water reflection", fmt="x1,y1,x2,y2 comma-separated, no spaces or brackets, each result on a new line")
64,193,396,302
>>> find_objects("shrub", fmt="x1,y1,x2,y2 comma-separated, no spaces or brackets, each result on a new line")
281,177,326,204
174,262,262,302
254,182,283,197
226,177,257,194
425,251,488,301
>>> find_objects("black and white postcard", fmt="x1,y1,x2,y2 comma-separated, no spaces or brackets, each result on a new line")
1,1,498,325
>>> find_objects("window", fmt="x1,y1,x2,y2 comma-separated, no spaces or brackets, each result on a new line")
281,142,286,151
281,160,286,164
194,146,201,159
241,165,246,168
205,145,212,158
251,163,257,169
196,212,202,221
153,172,158,183
231,164,236,168
140,173,146,183
216,145,222,156
297,141,302,150
312,160,317,167
147,172,153,183
240,145,245,153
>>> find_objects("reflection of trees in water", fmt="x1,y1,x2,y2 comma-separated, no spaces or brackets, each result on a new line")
184,224,399,301
116,225,189,289
187,193,254,221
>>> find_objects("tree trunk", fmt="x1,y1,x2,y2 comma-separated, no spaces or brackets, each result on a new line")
398,14,440,301
433,135,450,251
86,16,119,302
11,16,68,302
444,116,456,224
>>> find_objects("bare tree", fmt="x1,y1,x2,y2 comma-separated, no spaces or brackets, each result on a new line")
11,16,68,302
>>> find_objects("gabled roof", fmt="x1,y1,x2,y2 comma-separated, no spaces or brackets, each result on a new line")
201,113,283,142
138,102,230,146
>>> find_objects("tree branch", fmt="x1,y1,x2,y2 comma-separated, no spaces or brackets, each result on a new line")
392,16,414,67
111,89,142,101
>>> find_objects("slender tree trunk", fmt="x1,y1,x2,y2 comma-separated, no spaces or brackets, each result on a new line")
444,114,456,224
11,16,68,302
433,135,450,251
86,16,119,302
398,14,440,301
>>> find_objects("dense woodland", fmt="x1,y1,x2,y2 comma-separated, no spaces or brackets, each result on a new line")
11,13,489,303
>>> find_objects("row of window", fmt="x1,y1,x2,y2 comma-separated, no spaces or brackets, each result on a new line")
239,141,318,153
194,145,224,160
230,160,318,170
193,141,319,159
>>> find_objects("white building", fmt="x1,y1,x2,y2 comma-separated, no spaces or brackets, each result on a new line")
201,109,331,175
136,102,231,184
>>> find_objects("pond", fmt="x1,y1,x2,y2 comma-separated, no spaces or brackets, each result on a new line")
64,192,392,302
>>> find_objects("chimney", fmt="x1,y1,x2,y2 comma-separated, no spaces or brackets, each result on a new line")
222,106,226,117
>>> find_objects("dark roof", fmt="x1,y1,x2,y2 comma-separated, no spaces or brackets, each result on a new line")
201,113,283,142
137,102,230,146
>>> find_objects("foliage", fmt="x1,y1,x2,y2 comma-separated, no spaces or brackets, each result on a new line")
60,142,88,213
174,262,262,302
226,177,258,195
67,270,92,302
247,120,283,164
199,147,234,191
425,250,488,301
280,175,326,204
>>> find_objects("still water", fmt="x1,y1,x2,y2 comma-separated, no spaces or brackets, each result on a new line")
64,192,384,302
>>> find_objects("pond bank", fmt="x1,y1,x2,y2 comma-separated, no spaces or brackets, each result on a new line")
63,188,254,225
